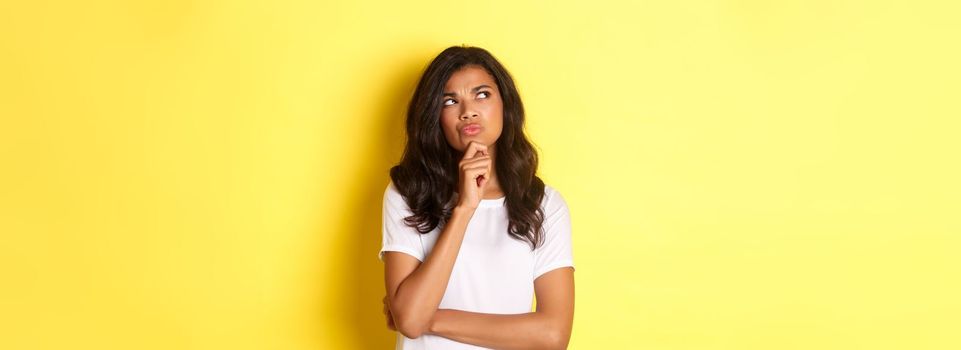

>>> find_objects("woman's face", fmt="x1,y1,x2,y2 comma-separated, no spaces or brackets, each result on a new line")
439,65,504,153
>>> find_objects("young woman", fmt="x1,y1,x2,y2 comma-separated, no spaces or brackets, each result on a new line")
379,45,575,350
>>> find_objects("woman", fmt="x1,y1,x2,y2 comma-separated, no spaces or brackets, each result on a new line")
379,45,575,349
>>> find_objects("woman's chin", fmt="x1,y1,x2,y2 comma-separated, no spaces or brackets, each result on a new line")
459,135,483,146
450,135,497,152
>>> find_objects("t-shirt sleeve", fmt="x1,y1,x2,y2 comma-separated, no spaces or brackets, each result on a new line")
533,187,575,280
379,182,426,262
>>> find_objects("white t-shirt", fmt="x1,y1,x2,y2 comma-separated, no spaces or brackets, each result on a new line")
379,181,575,350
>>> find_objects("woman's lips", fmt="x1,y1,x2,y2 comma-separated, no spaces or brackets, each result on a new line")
461,124,482,136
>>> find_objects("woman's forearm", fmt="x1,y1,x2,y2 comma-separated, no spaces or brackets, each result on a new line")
390,206,475,338
427,309,570,350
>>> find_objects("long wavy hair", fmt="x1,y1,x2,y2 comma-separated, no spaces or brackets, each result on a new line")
389,45,546,250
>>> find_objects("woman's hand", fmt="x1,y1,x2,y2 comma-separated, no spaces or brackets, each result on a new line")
456,141,491,210
383,295,396,331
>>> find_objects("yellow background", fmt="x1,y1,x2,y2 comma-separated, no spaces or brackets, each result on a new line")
2,0,959,349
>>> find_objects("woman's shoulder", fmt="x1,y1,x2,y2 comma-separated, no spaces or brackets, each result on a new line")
383,180,407,207
541,183,569,211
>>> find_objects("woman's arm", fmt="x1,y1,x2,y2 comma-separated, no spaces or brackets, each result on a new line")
426,267,575,350
384,205,475,339
385,141,495,339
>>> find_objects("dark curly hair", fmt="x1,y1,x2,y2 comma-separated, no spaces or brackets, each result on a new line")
389,45,546,250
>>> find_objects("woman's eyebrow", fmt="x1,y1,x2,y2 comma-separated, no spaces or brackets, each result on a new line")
443,84,493,97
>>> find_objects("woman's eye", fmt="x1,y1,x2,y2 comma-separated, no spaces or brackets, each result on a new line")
478,91,489,99
443,98,456,106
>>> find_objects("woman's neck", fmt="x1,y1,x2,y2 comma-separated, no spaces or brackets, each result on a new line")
482,145,504,199
482,171,504,199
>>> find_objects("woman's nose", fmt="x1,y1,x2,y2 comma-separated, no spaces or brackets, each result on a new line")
459,109,478,120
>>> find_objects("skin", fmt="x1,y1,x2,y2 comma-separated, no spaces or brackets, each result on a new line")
440,64,505,201
382,65,575,349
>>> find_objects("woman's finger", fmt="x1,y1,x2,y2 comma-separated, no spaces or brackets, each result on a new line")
462,141,488,160
459,157,491,169
459,154,490,164
464,163,491,175
464,169,490,186
460,154,490,164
